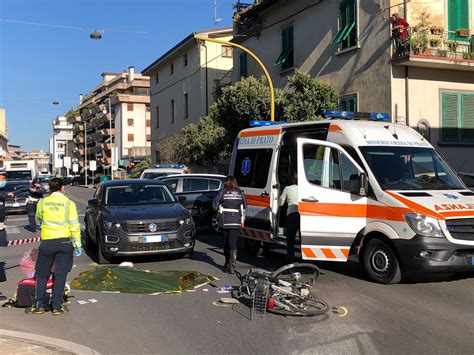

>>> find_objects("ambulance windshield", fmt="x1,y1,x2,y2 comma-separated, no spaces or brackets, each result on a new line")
359,146,465,190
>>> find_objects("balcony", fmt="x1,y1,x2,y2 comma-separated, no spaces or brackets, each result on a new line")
392,29,474,71
73,136,84,144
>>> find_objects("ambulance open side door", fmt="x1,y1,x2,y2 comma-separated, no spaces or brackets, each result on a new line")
297,138,369,262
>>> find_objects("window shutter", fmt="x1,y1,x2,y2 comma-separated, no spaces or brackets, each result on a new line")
447,0,458,39
442,93,459,141
462,94,474,142
458,0,469,30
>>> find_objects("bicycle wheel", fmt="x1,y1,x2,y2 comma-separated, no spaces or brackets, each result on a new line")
269,293,329,317
271,263,320,287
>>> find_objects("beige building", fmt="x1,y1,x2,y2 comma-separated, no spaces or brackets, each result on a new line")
233,0,474,171
142,27,233,164
69,67,151,174
22,149,50,173
0,109,8,164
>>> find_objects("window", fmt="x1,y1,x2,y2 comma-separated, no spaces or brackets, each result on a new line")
209,179,222,191
222,46,233,58
127,103,134,111
170,63,174,75
341,154,360,194
146,119,151,128
162,178,179,193
183,178,209,192
275,25,294,70
128,134,134,142
156,106,160,128
127,118,134,127
155,72,159,84
171,99,175,124
239,52,248,78
146,134,151,142
184,93,189,119
441,92,474,142
331,0,358,50
448,0,470,41
234,149,273,189
183,53,188,67
339,94,357,111
302,145,340,189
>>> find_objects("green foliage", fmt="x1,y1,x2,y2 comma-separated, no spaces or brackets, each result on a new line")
127,157,151,179
282,71,338,122
156,134,186,164
65,108,79,119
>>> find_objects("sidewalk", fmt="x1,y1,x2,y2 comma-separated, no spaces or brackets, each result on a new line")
0,329,98,354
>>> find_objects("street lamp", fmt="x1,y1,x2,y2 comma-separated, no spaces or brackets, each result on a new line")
90,30,103,40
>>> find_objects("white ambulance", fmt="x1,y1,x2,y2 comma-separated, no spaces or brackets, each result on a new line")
229,111,474,284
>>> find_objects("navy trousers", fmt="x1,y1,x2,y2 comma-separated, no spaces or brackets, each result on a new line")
34,238,73,309
222,228,239,262
27,201,38,229
286,212,300,263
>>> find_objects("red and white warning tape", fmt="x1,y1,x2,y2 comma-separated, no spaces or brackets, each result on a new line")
7,237,41,247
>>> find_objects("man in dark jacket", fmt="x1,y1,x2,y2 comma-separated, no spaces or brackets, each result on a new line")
12,178,46,232
0,172,14,247
213,176,246,273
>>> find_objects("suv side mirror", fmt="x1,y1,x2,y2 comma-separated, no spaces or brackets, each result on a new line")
359,173,368,197
88,198,99,206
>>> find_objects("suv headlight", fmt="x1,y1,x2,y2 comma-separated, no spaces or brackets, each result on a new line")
404,213,443,237
103,221,122,229
179,216,193,226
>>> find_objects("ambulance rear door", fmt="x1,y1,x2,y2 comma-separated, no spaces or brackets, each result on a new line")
297,138,368,262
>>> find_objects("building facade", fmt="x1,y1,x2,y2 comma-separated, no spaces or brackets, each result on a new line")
0,109,8,164
142,27,233,164
233,0,474,172
51,116,74,176
22,149,50,174
68,67,151,175
7,144,25,160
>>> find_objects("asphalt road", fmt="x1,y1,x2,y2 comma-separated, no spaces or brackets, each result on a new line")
1,186,473,354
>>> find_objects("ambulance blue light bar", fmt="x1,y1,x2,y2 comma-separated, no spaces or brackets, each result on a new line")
153,164,185,169
324,111,390,122
249,120,285,127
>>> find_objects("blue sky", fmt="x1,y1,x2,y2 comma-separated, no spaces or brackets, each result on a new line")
0,0,235,152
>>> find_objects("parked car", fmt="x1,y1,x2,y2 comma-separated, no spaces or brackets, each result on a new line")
159,174,226,232
36,175,51,192
139,164,188,179
458,172,474,191
68,175,87,186
4,181,29,214
84,180,195,263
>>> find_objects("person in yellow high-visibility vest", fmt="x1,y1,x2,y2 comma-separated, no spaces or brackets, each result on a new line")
25,178,82,316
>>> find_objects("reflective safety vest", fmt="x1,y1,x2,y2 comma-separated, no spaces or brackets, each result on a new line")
36,192,81,248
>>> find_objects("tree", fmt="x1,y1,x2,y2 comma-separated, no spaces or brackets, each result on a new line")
128,157,151,179
181,116,229,166
156,134,186,164
283,71,338,122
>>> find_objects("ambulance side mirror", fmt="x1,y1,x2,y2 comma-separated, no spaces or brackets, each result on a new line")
359,173,368,197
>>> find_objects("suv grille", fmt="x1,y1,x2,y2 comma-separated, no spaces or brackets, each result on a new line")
5,198,27,206
446,218,474,241
123,221,179,233
127,239,182,252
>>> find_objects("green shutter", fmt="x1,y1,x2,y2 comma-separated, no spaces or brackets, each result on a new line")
239,52,247,78
448,0,470,41
275,26,294,69
442,92,459,141
462,94,474,142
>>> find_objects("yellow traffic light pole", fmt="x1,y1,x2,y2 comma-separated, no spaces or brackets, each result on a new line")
195,34,276,122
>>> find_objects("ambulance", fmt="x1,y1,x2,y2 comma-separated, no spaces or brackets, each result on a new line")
229,111,474,284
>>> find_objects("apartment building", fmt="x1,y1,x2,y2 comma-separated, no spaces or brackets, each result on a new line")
0,109,8,164
142,27,233,164
68,67,151,174
22,149,50,173
51,116,74,176
233,0,474,172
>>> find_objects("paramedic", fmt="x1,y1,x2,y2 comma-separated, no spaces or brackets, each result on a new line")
14,178,47,232
25,178,82,315
280,173,299,264
213,176,246,273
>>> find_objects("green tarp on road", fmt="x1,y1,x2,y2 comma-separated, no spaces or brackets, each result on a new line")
70,267,216,294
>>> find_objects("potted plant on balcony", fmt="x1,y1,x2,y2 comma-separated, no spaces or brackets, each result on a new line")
429,38,440,48
430,26,444,35
447,41,458,53
456,29,470,38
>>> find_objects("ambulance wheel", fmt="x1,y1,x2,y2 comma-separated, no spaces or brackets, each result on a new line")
245,239,261,256
363,238,402,284
96,230,110,264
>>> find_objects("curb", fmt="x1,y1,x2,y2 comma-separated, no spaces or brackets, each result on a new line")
0,329,100,354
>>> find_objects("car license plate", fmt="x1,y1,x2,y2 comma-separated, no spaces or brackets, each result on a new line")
12,203,20,207
143,235,165,243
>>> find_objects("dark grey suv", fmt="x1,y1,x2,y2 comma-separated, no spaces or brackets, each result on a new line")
84,180,195,263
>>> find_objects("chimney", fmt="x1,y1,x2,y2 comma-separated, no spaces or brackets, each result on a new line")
127,66,135,83
79,94,84,105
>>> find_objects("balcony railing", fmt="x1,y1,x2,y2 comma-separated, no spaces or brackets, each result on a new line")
392,28,473,61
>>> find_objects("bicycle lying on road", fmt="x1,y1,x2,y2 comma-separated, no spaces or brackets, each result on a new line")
232,263,329,318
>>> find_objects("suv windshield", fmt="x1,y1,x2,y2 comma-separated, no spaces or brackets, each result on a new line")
4,182,29,193
359,146,465,190
6,170,32,181
105,185,176,205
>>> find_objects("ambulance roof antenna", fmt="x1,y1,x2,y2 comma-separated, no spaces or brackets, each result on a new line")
214,0,223,25
392,116,398,140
